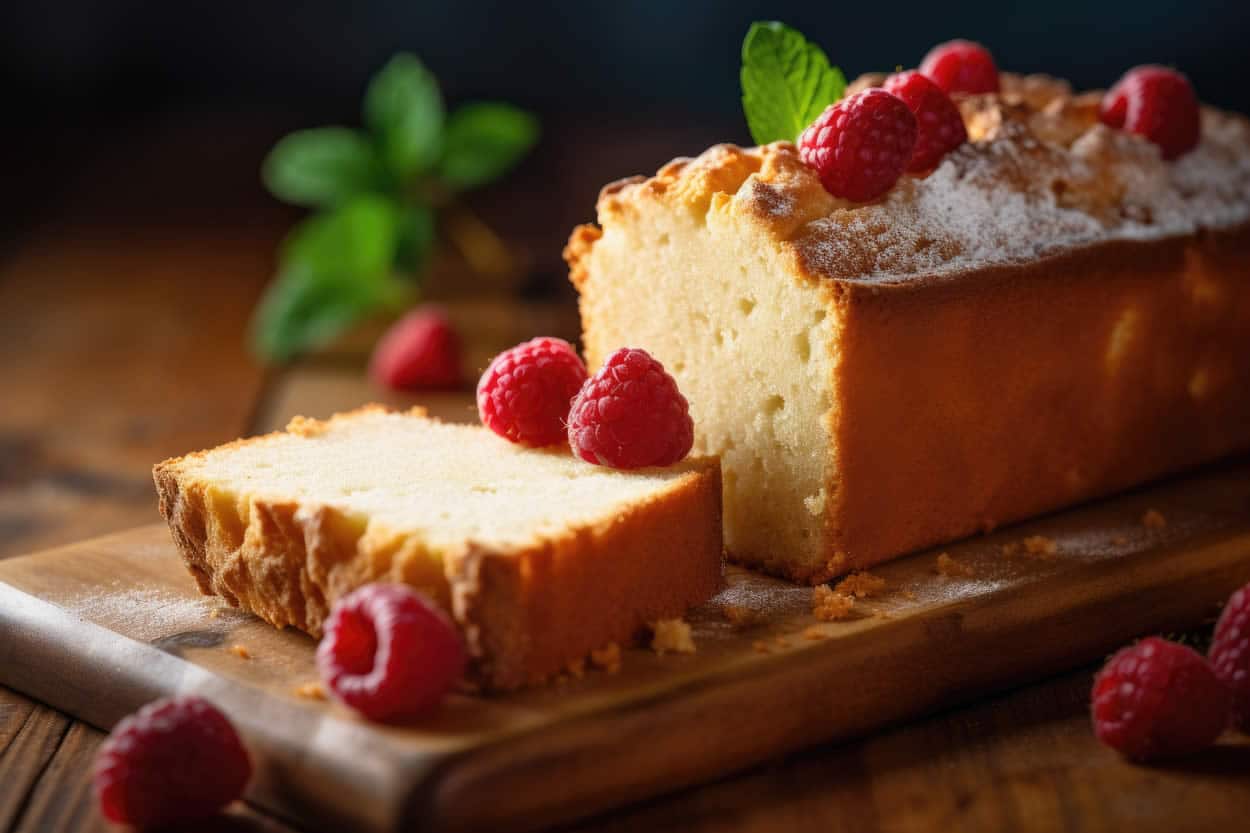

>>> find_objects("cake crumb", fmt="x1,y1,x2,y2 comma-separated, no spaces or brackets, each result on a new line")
824,551,849,577
935,553,975,577
1142,509,1167,529
834,571,887,599
774,635,792,648
1000,541,1020,557
589,643,622,674
875,608,895,620
752,639,772,654
802,625,828,641
720,602,767,628
812,585,855,621
1022,535,1058,559
1111,535,1129,546
294,681,326,701
651,619,696,655
228,644,252,660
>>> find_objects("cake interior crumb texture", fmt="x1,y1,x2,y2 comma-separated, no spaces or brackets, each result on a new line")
178,409,706,553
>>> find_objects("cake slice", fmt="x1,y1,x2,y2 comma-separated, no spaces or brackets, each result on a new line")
568,73,1250,583
153,406,722,689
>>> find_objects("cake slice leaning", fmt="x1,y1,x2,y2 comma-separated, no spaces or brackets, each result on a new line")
153,406,722,689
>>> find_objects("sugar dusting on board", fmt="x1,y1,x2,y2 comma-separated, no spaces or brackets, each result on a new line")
66,583,248,643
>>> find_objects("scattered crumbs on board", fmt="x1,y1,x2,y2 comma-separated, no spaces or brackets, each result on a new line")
589,643,622,674
812,586,855,621
720,602,768,628
834,571,886,599
294,682,326,701
802,625,828,641
935,553,975,578
1022,535,1059,559
229,644,252,660
752,640,772,654
651,619,696,655
1142,508,1167,529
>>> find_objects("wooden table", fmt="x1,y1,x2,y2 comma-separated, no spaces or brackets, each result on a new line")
3,119,1248,833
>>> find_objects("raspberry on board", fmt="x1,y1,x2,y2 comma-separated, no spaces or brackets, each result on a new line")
883,71,968,172
93,696,252,827
369,306,462,390
567,347,694,469
316,583,466,722
797,89,918,202
1099,65,1200,160
1091,636,1230,762
1210,581,1250,730
477,337,589,447
919,39,1000,95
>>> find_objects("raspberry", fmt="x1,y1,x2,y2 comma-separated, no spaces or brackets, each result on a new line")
316,583,466,722
478,337,589,447
882,71,968,172
1091,636,1230,761
370,306,462,391
1099,65,1200,160
93,696,251,827
567,347,693,469
797,89,918,202
1209,581,1250,730
919,40,1000,95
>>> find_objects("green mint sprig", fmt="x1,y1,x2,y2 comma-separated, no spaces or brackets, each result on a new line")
252,53,539,362
740,22,846,145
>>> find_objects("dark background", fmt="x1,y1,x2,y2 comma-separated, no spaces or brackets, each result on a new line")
3,0,1249,290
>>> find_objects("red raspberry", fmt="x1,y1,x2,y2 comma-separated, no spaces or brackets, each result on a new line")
797,89,918,202
316,583,466,722
567,347,693,469
478,337,589,447
1091,636,1230,762
919,40,999,95
1209,581,1250,730
370,306,462,391
93,696,251,827
1099,65,1200,160
882,71,968,172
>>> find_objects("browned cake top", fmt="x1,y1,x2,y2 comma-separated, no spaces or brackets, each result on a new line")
593,73,1250,286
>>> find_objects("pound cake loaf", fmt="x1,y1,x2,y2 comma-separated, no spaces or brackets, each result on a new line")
567,72,1250,583
154,406,722,689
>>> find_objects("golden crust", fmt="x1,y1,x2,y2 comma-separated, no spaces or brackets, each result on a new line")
568,74,1250,293
154,407,723,690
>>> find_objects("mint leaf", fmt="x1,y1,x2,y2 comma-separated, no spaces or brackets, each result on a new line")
250,263,376,361
438,102,539,189
740,21,846,145
365,53,444,178
262,127,382,207
283,195,399,279
394,202,436,275
253,195,401,361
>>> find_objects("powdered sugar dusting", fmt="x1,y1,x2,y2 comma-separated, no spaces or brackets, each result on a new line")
66,583,248,643
788,102,1250,284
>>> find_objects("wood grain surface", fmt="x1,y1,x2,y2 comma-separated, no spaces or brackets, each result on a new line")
2,450,1250,831
4,118,1250,833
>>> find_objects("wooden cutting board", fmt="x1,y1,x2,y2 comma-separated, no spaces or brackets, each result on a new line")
2,461,1249,833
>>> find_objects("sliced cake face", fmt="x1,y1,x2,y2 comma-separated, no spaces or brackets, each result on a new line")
571,165,842,581
171,409,707,554
155,407,724,689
